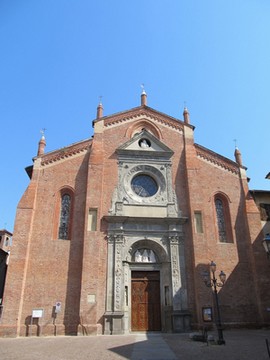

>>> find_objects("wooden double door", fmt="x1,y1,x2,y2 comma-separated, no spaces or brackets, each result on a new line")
131,271,161,331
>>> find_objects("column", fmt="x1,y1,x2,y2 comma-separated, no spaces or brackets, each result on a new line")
169,235,191,332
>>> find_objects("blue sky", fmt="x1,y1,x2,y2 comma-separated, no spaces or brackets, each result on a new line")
1,0,270,231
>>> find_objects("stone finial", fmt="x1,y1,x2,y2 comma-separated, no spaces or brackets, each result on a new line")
96,97,103,119
183,107,190,124
37,130,46,156
234,147,242,166
141,84,147,106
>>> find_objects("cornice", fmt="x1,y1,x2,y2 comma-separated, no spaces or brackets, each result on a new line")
195,144,240,175
99,106,187,132
40,139,92,166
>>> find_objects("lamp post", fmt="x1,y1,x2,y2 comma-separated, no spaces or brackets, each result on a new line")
203,261,226,345
262,234,270,258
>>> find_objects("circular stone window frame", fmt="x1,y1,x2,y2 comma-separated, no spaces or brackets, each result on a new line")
124,164,166,203
131,174,158,197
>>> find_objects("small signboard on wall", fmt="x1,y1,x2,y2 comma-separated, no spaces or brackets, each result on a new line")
202,307,213,322
55,302,61,313
32,309,44,318
30,308,44,336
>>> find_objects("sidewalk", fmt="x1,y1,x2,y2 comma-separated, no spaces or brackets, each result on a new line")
0,329,269,360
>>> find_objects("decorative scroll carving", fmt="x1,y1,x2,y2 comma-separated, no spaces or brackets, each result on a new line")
107,234,125,245
170,241,182,310
169,236,180,244
114,242,123,310
106,233,126,311
115,234,125,244
165,164,173,203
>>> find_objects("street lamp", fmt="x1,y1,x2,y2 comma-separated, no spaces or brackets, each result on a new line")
203,261,226,345
262,234,270,258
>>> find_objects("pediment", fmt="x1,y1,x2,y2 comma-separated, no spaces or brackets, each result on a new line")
100,105,192,132
116,129,174,159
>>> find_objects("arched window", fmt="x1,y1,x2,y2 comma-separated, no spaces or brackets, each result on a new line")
215,198,227,242
58,192,72,240
214,195,233,243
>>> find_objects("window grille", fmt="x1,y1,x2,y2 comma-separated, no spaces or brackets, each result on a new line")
58,194,71,239
215,199,227,242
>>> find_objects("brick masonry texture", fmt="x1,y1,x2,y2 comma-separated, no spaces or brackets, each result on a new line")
0,100,269,337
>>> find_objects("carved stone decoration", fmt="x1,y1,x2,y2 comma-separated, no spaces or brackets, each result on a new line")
105,233,126,314
111,160,181,216
149,250,156,263
135,250,142,262
114,240,123,311
124,164,167,205
103,129,191,334
169,237,182,311
115,234,125,245
107,234,115,244
108,131,184,218
165,164,174,203
134,249,157,263
109,188,118,215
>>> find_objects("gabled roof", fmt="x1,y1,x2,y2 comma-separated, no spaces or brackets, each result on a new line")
195,143,242,175
39,138,92,166
93,105,195,132
26,138,92,178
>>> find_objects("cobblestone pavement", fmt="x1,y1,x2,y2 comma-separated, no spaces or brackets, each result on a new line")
0,329,269,360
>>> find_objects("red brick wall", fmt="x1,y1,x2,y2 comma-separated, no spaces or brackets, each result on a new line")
0,108,267,336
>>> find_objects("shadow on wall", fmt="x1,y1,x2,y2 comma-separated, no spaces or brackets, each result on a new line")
24,315,42,337
230,185,269,326
196,259,260,329
63,154,89,335
251,223,270,325
196,186,269,328
79,310,104,336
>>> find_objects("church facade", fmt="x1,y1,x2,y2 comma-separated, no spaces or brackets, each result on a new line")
1,92,269,337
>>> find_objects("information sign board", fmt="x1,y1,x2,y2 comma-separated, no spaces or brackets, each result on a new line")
32,309,44,318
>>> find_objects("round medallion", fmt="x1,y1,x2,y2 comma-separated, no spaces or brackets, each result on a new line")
139,138,151,148
131,174,158,197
